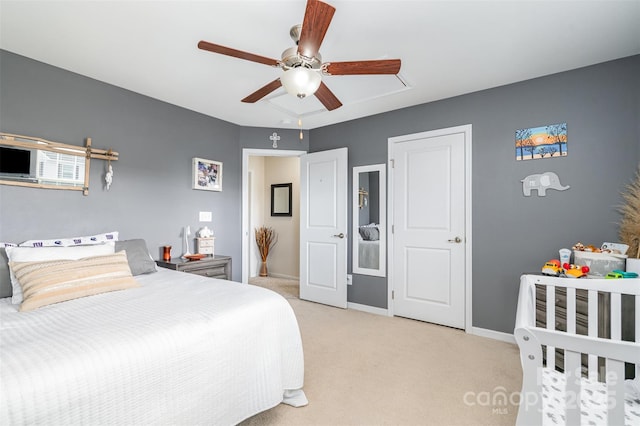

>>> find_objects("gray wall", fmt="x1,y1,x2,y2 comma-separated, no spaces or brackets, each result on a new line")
310,55,640,333
239,126,308,153
0,50,307,281
1,49,638,334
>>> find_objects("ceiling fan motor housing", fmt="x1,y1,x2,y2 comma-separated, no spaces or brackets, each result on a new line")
281,46,322,71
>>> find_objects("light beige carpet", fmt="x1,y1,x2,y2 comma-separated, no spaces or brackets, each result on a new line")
248,276,299,300
245,277,522,426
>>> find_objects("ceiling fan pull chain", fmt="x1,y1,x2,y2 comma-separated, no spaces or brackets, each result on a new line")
299,119,304,140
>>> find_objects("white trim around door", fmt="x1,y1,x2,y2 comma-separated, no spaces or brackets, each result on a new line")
241,148,306,284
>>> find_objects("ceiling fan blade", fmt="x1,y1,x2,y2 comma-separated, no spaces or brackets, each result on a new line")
297,0,336,59
323,59,401,76
241,79,283,103
314,81,342,111
198,41,280,67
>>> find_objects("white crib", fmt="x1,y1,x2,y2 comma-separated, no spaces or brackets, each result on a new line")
514,274,640,425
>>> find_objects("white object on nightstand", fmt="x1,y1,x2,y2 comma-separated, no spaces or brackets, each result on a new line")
197,237,215,255
181,225,192,259
197,226,213,238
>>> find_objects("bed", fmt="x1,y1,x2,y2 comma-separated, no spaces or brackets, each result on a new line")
357,224,380,270
358,239,379,270
0,236,307,425
514,274,640,425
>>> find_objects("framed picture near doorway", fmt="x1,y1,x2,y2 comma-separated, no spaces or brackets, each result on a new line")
271,183,292,216
192,157,223,191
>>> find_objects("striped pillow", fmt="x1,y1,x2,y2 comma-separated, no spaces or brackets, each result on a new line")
9,251,139,312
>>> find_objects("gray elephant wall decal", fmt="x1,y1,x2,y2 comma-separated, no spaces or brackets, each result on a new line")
521,171,570,196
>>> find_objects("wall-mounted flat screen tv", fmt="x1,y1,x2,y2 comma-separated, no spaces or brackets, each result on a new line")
0,146,31,175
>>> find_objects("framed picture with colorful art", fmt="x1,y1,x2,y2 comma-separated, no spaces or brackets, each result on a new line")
192,157,223,191
515,122,567,161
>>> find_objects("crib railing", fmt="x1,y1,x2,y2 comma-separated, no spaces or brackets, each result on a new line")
514,274,640,425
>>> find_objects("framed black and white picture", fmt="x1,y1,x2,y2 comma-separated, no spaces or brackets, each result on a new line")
192,157,223,191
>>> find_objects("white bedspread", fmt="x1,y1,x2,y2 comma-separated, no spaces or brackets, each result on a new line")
0,268,306,425
358,240,379,270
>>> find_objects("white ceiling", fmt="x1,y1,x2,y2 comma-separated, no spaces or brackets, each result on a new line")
1,1,639,130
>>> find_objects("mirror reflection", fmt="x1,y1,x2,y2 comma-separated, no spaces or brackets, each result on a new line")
352,164,386,277
0,141,86,189
271,183,292,216
1,132,118,195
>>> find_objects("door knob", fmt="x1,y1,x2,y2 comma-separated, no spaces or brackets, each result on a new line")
333,233,345,238
448,237,462,243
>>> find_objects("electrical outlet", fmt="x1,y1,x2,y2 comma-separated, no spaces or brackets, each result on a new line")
347,274,352,285
199,211,212,222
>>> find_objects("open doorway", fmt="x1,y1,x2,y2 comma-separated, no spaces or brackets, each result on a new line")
241,149,305,284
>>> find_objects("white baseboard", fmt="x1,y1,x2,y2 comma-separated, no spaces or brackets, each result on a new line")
347,302,388,316
471,327,515,344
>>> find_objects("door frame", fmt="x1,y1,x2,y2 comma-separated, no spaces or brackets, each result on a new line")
387,124,473,333
241,148,306,284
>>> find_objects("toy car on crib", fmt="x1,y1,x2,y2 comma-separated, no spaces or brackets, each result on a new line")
562,263,589,278
605,269,639,279
541,260,562,276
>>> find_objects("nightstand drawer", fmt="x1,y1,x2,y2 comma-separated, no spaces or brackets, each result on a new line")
156,255,232,281
188,265,227,278
183,263,226,276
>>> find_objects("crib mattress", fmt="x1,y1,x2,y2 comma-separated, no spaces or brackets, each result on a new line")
542,368,640,425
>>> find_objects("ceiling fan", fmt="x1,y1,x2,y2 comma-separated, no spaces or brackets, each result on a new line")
197,0,401,111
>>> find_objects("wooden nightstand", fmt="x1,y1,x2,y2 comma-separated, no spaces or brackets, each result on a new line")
156,255,232,280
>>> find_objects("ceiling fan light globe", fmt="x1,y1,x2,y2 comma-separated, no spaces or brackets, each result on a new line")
281,68,321,98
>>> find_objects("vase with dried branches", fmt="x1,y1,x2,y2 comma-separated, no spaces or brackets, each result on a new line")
255,226,277,277
618,167,640,272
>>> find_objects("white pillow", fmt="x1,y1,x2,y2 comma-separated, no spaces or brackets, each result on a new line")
19,231,119,247
6,242,116,305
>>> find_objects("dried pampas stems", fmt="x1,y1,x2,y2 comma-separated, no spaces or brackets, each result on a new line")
618,167,640,259
255,226,277,262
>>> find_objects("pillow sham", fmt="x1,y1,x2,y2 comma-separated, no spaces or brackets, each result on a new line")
0,246,14,299
19,231,119,247
114,239,157,276
6,242,116,305
9,251,138,312
358,226,379,241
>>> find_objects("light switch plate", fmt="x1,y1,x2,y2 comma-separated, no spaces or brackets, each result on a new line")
199,211,212,222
